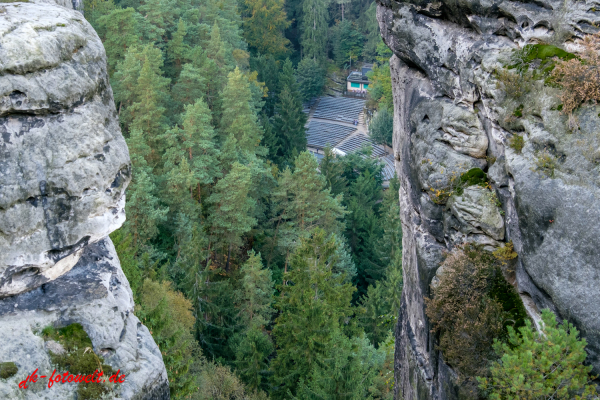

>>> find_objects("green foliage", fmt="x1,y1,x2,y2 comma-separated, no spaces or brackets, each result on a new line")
270,229,356,398
269,151,346,268
509,134,525,153
426,245,528,390
0,362,18,379
271,59,308,166
241,0,290,56
535,149,558,178
41,324,115,399
478,309,599,400
369,106,393,147
137,279,199,398
194,361,269,400
332,20,364,68
360,176,403,346
297,58,325,101
301,0,329,62
87,0,405,396
207,162,257,250
367,61,393,111
232,326,274,392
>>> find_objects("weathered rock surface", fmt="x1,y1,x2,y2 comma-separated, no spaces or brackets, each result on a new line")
0,1,169,398
0,1,130,297
377,0,600,398
0,238,169,400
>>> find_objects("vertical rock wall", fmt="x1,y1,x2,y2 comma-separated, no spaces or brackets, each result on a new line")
376,0,600,398
0,1,169,398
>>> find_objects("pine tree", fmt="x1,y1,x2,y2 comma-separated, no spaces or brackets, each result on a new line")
271,84,307,166
230,251,275,392
220,68,263,155
129,45,170,141
235,251,275,327
241,0,290,56
270,229,356,398
233,326,274,392
300,0,329,62
96,7,141,75
296,58,325,102
167,18,190,74
479,309,598,400
271,151,346,269
294,332,384,400
319,146,348,196
124,128,169,246
162,98,220,216
207,162,257,268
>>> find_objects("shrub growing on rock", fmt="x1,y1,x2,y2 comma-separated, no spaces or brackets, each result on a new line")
478,309,599,400
425,245,528,388
552,33,600,117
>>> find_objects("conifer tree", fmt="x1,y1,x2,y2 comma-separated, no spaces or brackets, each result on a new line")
270,59,307,166
171,47,208,112
233,326,274,392
270,229,356,398
162,98,220,215
129,45,170,141
235,251,275,327
220,68,263,155
96,7,141,75
479,309,599,400
296,58,325,101
241,0,290,56
230,251,275,392
301,0,329,61
125,129,169,245
207,162,257,269
271,152,345,269
167,18,190,74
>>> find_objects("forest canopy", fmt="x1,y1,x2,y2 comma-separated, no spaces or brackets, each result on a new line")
84,0,402,398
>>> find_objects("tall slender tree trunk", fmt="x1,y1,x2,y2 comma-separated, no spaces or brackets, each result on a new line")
206,241,211,268
226,243,232,272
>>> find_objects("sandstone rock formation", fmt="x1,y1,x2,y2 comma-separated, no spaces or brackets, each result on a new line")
376,0,600,398
0,1,168,398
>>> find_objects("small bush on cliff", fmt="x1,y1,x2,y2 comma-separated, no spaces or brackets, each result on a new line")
509,134,525,153
425,245,528,388
478,309,599,400
551,33,600,120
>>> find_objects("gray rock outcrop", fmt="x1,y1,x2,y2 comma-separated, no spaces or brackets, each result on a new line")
0,0,130,298
376,0,600,398
0,1,169,398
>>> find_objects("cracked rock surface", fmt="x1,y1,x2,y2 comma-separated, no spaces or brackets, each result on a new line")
0,238,169,400
377,0,600,397
0,1,168,398
0,1,130,297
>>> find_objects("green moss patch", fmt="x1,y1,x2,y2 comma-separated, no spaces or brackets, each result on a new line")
453,168,489,196
41,324,115,399
508,44,576,85
0,362,18,379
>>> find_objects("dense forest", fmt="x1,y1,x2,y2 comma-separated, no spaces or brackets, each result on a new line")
82,0,400,398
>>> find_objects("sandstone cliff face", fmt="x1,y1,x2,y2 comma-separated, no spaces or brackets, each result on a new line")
376,0,600,398
0,1,168,398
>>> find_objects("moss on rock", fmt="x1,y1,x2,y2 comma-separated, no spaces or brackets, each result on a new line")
0,362,18,379
41,324,115,399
